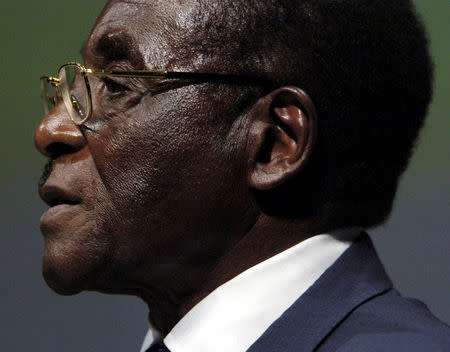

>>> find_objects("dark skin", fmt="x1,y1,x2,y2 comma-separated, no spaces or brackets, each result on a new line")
35,0,325,334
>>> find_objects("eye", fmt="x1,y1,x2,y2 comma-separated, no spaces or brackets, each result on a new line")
102,77,130,94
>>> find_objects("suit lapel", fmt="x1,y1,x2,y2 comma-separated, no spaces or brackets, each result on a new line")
247,233,393,352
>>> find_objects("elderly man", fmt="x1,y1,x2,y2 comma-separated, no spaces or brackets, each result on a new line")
35,0,448,351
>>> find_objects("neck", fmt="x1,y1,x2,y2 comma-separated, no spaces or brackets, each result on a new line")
184,214,331,312
141,213,331,334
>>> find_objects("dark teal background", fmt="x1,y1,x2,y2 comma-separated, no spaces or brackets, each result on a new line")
1,1,448,351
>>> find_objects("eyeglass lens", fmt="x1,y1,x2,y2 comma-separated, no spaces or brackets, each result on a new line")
40,64,91,124
59,65,90,124
40,78,58,115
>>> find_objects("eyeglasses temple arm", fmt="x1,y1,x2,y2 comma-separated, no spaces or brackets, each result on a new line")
166,71,272,86
85,69,272,86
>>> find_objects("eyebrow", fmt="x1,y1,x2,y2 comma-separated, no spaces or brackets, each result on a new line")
80,31,145,69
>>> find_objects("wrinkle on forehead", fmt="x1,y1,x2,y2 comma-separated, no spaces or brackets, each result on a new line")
87,0,219,71
85,0,174,69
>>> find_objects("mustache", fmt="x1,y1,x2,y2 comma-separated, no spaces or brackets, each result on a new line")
38,158,55,188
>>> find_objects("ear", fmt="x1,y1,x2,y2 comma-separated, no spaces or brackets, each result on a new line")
247,86,317,191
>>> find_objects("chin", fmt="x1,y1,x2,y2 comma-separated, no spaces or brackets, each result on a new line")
41,238,109,295
42,263,84,295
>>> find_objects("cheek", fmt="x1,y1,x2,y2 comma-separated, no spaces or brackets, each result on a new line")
88,131,173,218
81,91,248,263
85,95,197,211
81,107,187,257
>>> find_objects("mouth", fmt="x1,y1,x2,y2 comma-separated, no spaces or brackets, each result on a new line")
39,183,82,229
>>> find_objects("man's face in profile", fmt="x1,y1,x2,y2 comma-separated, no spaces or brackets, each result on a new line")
35,0,253,297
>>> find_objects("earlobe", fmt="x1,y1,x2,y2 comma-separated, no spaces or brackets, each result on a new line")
248,87,317,191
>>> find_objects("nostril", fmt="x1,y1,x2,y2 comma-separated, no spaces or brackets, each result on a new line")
46,142,80,158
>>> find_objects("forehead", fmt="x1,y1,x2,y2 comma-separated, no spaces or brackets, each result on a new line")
84,0,198,70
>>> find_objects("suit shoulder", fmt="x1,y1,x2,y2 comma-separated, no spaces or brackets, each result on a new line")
335,332,449,352
318,289,450,352
354,289,449,334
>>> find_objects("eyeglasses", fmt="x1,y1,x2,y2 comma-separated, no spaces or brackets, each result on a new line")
40,62,271,126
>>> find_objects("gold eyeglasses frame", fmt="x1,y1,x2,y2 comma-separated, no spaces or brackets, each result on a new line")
41,62,272,126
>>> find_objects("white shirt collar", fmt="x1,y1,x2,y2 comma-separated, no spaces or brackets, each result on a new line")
141,228,362,352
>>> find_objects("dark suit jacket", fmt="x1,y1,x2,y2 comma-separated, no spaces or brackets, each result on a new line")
247,234,449,352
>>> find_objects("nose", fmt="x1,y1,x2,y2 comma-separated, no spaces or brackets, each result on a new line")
34,103,86,158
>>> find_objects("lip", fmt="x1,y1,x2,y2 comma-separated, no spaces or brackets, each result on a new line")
41,203,75,220
38,183,82,233
40,202,81,234
39,183,82,207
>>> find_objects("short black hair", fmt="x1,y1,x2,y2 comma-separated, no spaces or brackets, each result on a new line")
174,0,433,228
